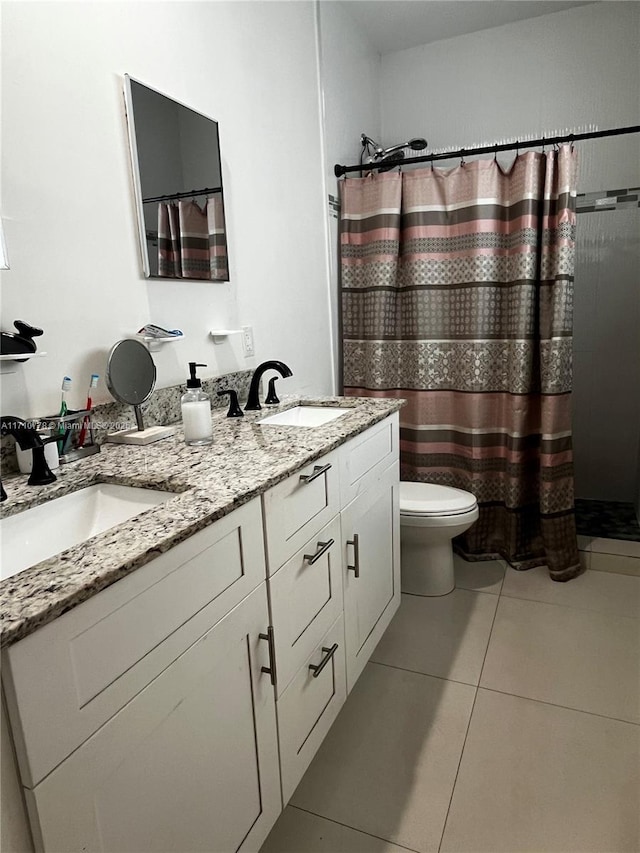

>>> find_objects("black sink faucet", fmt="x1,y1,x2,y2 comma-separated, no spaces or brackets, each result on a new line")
245,361,293,411
0,416,57,499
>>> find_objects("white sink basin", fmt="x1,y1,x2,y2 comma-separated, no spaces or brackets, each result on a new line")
0,484,174,580
258,406,349,428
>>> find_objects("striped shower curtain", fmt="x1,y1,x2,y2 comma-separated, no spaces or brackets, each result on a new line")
158,197,228,280
340,146,581,581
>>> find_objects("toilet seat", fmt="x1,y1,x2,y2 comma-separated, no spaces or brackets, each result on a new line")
400,482,477,517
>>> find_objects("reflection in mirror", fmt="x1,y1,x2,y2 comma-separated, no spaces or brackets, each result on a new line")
123,75,229,282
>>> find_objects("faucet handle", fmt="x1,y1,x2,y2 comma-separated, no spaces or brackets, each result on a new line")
265,377,280,405
217,389,244,418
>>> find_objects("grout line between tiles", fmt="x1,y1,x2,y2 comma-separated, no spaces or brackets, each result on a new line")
477,685,640,727
289,804,422,853
369,659,480,689
496,590,640,621
437,581,502,852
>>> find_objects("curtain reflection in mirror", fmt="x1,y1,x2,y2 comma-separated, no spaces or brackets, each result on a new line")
158,197,228,280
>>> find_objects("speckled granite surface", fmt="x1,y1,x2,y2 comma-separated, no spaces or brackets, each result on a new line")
0,396,403,647
0,369,253,475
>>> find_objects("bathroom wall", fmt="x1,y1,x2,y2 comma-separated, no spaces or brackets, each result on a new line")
376,1,640,503
317,1,382,390
0,0,333,420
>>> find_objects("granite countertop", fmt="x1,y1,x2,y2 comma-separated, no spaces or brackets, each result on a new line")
0,396,403,648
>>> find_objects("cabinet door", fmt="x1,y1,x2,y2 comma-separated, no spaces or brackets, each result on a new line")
27,584,281,853
341,462,401,693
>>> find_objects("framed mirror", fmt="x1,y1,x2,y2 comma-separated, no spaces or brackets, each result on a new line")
123,75,229,281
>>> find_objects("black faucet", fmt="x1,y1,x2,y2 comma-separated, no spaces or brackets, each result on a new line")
245,361,293,411
0,416,57,499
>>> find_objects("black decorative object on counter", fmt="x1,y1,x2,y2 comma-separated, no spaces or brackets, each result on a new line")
0,320,44,361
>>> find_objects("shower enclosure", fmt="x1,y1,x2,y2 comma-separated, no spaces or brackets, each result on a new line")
572,189,640,541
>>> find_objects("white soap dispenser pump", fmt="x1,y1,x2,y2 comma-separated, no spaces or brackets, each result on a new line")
181,362,212,446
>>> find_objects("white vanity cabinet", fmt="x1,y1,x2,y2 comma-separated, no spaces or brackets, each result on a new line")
1,409,401,853
26,583,281,853
262,412,400,801
2,497,281,853
338,415,400,692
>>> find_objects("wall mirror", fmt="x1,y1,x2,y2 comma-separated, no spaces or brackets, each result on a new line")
123,75,229,281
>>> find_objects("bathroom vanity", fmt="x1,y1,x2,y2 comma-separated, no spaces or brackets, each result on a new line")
0,397,401,853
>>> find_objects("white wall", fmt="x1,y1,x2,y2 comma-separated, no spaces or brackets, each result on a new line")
0,0,332,419
379,1,640,502
317,0,382,390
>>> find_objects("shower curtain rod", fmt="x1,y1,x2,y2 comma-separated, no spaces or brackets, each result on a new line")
333,124,640,177
142,186,223,204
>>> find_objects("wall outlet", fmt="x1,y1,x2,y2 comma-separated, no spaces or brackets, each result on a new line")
241,325,255,358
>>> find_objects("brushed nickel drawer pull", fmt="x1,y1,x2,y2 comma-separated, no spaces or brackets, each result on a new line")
259,626,277,687
299,463,332,484
346,533,360,578
303,538,335,565
308,643,339,678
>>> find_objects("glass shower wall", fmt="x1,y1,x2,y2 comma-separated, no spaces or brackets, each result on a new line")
572,199,640,540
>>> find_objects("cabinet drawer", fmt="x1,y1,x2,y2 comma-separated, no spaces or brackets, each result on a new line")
3,498,266,788
269,516,342,696
277,614,346,804
263,451,339,572
339,413,398,507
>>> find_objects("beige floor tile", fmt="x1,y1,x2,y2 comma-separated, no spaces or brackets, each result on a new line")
260,807,412,853
577,534,593,550
481,596,640,722
371,590,498,685
501,565,640,620
291,663,475,853
453,554,505,594
590,537,640,558
591,551,640,577
440,689,640,852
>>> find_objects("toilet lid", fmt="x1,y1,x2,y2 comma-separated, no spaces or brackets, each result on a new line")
400,482,478,517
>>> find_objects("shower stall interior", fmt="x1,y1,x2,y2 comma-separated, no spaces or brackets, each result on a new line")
572,189,640,541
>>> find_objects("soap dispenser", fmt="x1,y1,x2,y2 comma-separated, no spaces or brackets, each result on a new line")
181,363,212,446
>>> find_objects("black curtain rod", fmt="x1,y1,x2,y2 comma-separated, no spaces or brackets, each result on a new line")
143,186,223,204
334,125,640,178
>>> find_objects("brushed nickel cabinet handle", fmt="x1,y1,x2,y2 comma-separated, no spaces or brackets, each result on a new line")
308,643,339,678
346,533,360,578
303,538,335,565
299,463,332,484
259,626,277,687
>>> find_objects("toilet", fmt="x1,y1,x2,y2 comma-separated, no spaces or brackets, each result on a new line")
399,482,479,596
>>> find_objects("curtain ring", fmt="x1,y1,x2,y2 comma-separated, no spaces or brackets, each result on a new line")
515,140,520,158
430,154,435,172
494,144,498,162
569,133,575,152
460,148,465,167
541,136,546,153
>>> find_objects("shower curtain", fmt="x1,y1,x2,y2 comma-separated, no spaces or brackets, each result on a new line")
158,198,228,280
340,146,581,581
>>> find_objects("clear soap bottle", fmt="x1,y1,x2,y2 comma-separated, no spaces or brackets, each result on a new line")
181,362,213,446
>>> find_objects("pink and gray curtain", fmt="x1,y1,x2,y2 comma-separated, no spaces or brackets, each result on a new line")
340,146,581,581
158,197,228,280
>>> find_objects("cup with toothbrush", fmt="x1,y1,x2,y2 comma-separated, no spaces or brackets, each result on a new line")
77,374,99,449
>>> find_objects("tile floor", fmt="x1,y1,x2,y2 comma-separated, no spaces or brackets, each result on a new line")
261,555,640,853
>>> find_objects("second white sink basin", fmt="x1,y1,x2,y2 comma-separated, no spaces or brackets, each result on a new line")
0,484,174,581
258,406,349,428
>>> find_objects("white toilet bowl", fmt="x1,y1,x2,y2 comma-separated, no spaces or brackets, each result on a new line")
400,482,479,596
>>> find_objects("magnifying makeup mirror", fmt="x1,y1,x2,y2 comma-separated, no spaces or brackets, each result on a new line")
105,339,175,444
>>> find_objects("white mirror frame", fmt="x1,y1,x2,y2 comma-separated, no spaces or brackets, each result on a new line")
0,218,9,270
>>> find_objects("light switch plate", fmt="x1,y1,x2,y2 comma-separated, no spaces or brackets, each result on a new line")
242,325,255,357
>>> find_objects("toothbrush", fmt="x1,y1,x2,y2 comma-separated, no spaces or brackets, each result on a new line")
57,376,72,452
78,373,99,448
